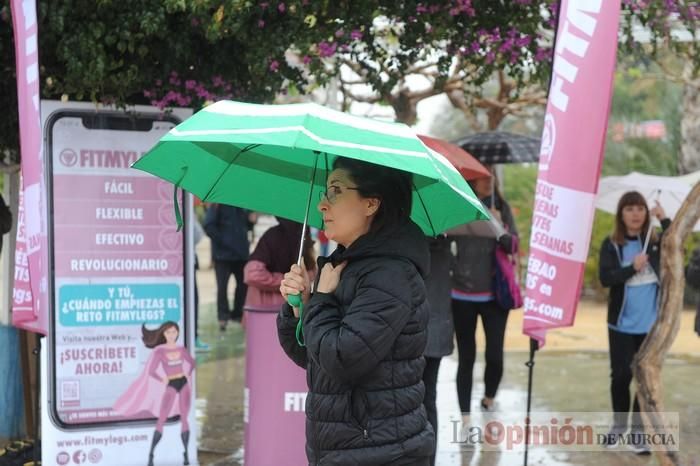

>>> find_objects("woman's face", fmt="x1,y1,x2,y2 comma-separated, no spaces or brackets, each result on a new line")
471,176,493,199
164,326,179,344
621,204,647,233
318,169,380,247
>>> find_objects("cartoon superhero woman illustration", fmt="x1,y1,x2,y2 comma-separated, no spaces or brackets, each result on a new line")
113,321,195,466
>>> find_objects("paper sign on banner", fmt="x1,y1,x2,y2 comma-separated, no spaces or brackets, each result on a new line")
522,0,622,346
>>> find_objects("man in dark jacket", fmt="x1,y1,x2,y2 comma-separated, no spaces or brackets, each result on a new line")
0,193,12,256
204,204,252,330
685,246,700,337
422,234,453,466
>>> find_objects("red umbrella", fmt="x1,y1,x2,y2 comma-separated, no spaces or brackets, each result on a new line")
418,135,491,181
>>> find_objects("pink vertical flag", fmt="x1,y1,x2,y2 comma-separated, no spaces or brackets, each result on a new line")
522,0,622,347
11,0,48,333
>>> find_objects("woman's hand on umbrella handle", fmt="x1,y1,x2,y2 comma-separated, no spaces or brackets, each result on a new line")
633,254,649,272
280,264,311,317
316,261,347,294
650,201,666,221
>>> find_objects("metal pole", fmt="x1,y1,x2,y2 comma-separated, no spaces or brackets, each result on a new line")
523,337,538,466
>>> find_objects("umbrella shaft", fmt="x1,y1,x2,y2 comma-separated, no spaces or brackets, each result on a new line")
297,221,308,266
297,154,319,267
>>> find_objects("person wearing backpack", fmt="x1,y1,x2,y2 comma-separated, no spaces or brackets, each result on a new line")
0,193,12,256
450,173,518,430
598,191,669,453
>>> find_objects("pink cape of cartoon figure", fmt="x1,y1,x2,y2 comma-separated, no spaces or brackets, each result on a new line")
112,346,194,420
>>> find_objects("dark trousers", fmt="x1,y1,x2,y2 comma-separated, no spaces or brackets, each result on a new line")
194,267,199,338
452,299,509,414
214,259,247,321
608,328,647,433
422,357,441,466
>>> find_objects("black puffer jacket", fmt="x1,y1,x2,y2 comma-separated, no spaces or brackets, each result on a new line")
277,220,435,465
424,235,454,358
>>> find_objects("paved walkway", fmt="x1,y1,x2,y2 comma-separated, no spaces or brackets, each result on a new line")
192,227,700,465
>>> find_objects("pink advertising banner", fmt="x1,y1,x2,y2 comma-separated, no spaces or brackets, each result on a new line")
522,0,622,347
41,102,197,466
11,0,48,332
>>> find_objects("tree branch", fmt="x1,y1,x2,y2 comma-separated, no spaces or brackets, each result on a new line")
446,89,484,133
633,182,700,466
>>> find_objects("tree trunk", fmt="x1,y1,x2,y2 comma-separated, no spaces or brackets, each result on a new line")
633,182,700,466
389,91,418,126
679,63,700,175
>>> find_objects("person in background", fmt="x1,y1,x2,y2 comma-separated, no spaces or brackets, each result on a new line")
684,246,700,338
599,191,668,453
243,217,315,315
422,234,453,466
317,228,330,257
0,193,12,256
204,204,253,331
450,172,517,430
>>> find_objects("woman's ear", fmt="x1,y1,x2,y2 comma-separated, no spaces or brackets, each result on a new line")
365,197,381,217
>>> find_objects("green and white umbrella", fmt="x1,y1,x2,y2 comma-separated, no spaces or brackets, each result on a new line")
133,100,488,237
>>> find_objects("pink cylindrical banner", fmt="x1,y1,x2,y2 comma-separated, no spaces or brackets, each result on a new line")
244,309,307,465
522,0,622,347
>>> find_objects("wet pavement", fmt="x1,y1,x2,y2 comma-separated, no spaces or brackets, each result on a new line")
193,294,700,466
192,232,700,465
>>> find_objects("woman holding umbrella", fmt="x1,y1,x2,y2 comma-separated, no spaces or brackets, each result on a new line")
598,191,669,451
277,157,435,465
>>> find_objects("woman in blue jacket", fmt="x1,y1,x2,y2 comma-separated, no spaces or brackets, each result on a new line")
598,191,668,450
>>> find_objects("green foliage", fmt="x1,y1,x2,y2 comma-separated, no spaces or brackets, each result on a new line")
1,0,697,165
501,164,537,259
602,61,682,177
0,4,18,159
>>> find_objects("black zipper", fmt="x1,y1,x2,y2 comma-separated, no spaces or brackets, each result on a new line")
349,389,371,440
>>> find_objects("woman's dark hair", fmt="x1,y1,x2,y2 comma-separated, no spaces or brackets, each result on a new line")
333,157,412,233
142,321,179,349
612,191,652,245
467,172,504,209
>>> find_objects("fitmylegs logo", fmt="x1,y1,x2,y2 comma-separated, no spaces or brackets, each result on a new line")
538,113,556,172
59,148,78,167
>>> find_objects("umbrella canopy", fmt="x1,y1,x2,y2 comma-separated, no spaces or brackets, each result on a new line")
417,135,491,181
418,135,498,238
595,171,699,232
453,131,540,165
133,100,489,236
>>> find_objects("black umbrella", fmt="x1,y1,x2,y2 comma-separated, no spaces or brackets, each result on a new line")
454,131,540,165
